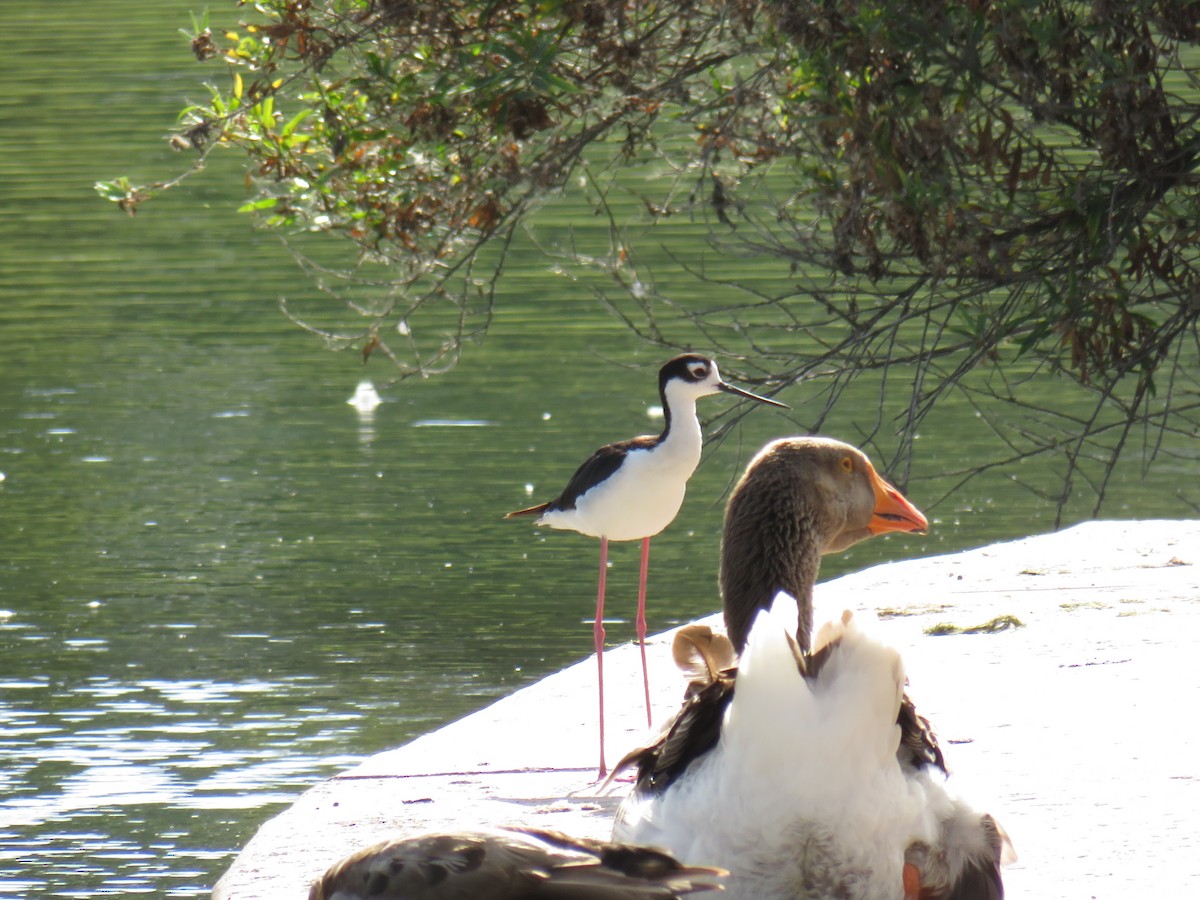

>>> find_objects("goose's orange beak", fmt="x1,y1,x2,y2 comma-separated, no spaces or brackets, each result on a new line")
867,467,928,535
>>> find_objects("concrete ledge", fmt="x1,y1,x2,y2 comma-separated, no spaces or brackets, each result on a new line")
214,520,1200,899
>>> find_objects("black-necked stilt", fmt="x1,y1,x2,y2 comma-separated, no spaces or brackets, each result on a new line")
308,825,726,899
613,437,1009,899
506,354,787,776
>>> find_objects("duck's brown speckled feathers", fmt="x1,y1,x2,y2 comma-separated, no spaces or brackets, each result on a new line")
308,826,727,899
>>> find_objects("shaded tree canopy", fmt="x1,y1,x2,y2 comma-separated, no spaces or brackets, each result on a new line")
101,0,1200,519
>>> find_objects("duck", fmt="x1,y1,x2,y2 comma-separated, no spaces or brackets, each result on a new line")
307,825,727,899
612,436,1008,899
507,354,786,775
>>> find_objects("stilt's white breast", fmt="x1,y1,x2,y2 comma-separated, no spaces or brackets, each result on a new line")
538,391,705,541
538,442,695,541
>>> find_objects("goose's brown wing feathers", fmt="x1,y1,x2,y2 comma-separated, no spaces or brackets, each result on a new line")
897,692,948,776
613,626,738,796
614,672,735,796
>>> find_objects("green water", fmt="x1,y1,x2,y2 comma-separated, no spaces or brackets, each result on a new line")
0,2,1195,897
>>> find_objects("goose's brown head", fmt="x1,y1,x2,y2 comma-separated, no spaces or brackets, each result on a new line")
720,437,927,652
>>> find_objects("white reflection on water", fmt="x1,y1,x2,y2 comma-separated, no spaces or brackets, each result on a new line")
346,381,382,415
0,675,364,896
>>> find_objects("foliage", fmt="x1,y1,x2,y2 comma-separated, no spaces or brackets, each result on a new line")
99,0,1200,519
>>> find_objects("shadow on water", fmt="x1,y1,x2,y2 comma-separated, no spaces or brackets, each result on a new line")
0,2,1196,897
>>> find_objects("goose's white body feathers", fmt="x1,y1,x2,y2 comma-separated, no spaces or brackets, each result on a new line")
615,593,985,900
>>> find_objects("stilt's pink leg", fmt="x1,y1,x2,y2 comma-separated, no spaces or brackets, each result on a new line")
594,537,609,778
637,536,652,727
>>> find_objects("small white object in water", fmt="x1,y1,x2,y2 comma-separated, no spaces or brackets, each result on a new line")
347,380,382,413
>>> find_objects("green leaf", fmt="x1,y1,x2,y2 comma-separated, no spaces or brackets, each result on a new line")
280,108,313,139
238,197,280,213
94,178,132,202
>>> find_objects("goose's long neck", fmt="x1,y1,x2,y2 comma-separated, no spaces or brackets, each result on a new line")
720,494,823,653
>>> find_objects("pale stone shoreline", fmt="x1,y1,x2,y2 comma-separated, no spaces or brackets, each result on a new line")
214,520,1200,899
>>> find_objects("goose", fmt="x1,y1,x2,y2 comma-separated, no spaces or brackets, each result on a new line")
612,437,1008,899
507,354,786,775
307,825,727,899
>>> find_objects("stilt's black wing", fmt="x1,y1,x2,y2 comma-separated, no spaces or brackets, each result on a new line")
551,437,655,511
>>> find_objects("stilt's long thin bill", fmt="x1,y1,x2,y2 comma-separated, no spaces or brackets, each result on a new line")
637,537,652,728
717,380,789,408
594,537,609,779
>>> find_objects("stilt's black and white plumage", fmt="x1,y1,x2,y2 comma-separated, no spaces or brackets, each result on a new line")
308,826,727,899
613,437,1008,899
506,355,786,776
